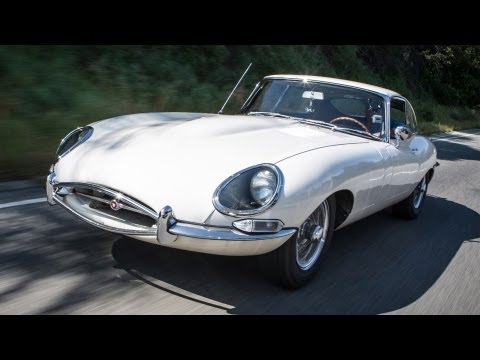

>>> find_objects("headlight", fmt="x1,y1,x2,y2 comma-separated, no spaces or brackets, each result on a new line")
213,164,283,216
56,126,93,159
250,169,277,206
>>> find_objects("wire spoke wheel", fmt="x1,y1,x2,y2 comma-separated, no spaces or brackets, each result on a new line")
413,176,427,209
392,173,430,219
295,200,330,271
260,195,336,288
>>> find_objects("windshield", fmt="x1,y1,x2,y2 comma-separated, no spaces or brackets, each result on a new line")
241,79,386,139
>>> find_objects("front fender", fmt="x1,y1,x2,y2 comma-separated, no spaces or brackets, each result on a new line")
206,142,388,229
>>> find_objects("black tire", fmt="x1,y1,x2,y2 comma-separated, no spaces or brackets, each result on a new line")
392,175,428,220
261,195,336,289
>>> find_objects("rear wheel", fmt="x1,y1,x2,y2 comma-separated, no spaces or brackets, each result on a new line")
262,196,336,288
392,175,428,219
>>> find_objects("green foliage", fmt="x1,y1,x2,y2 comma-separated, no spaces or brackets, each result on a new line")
422,46,480,106
0,45,479,180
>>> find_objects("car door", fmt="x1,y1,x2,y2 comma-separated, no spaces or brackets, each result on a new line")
384,97,420,201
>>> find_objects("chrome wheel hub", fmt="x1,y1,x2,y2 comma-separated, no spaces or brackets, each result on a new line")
296,200,330,271
413,177,427,209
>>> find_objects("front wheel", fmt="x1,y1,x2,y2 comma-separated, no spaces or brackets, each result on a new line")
262,196,336,288
392,175,428,219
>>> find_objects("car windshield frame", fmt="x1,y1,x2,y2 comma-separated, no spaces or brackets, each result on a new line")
240,78,389,142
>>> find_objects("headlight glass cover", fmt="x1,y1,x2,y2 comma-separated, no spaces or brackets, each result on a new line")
213,164,283,216
56,126,93,159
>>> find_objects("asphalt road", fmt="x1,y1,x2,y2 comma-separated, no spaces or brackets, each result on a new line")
1,130,479,314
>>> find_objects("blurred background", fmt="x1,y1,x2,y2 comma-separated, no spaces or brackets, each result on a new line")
1,45,479,181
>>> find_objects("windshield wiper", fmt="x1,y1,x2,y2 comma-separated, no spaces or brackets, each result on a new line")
332,126,381,141
247,111,293,119
297,118,336,130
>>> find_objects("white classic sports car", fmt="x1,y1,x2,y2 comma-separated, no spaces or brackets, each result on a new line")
46,75,438,288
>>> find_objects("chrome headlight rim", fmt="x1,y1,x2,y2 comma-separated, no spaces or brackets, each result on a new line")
56,126,94,160
212,163,283,217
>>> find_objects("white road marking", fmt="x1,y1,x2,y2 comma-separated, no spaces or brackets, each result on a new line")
0,198,46,209
430,131,480,143
431,136,470,143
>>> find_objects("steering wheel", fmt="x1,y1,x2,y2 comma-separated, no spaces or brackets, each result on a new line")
330,117,369,132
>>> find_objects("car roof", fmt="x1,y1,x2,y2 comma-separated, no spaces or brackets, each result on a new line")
264,74,402,98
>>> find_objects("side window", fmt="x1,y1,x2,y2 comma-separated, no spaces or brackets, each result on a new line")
405,101,417,132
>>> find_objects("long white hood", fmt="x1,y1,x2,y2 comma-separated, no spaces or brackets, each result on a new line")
55,112,367,222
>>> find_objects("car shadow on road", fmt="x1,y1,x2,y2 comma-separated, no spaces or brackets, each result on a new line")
111,195,480,314
434,136,480,161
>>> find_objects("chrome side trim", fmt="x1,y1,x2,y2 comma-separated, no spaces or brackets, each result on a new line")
169,221,297,241
53,193,157,235
212,163,283,217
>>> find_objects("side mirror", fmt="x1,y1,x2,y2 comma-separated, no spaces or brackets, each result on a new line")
394,125,413,147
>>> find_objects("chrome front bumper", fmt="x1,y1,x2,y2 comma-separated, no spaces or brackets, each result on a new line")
46,173,296,255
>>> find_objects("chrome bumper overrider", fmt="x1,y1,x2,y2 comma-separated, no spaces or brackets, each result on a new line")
46,172,297,246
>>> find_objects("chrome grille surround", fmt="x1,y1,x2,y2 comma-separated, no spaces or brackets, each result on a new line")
51,181,158,235
71,183,157,219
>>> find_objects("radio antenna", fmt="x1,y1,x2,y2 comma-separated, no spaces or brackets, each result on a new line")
218,63,252,114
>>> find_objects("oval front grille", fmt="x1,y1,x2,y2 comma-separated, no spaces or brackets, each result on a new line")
52,182,158,234
72,185,157,228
